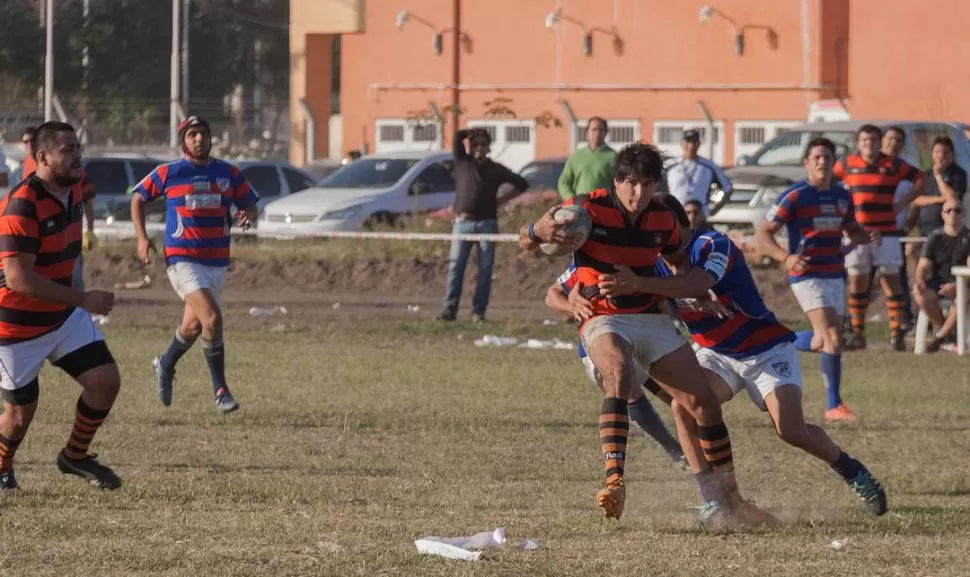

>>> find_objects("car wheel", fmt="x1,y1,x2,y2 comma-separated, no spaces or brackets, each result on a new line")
363,212,399,230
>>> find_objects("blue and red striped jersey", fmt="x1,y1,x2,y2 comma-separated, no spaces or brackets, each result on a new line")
657,230,794,359
767,181,855,283
133,159,258,267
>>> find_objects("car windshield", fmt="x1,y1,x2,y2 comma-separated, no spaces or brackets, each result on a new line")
747,130,857,166
318,158,420,188
520,162,564,190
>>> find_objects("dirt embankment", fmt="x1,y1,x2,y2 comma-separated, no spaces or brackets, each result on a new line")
84,250,801,313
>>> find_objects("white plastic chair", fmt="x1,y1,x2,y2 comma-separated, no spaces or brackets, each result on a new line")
914,299,953,354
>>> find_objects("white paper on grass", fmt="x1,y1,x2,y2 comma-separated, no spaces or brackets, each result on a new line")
415,528,507,561
474,335,573,350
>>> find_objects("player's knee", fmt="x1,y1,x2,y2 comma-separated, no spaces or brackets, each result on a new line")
775,420,810,448
181,321,203,341
79,363,121,398
598,364,632,398
822,326,842,352
199,309,223,336
0,403,35,434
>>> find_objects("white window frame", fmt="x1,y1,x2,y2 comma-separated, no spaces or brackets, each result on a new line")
374,117,443,153
652,120,726,165
573,119,641,152
733,120,801,164
466,119,536,172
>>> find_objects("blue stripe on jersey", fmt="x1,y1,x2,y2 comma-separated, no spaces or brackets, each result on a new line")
658,230,794,359
767,181,854,283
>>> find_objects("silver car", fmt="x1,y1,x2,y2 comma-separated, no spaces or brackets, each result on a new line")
710,120,970,232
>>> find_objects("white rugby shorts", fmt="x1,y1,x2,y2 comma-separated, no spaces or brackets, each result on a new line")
790,277,845,316
844,236,902,275
0,308,104,392
693,341,802,411
166,262,227,301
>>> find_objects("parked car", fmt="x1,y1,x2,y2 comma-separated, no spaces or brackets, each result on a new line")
258,150,456,237
709,120,970,232
81,155,164,218
104,160,319,224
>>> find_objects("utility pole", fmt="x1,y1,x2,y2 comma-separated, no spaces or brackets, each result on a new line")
182,0,190,108
44,0,54,121
450,0,461,141
170,0,181,150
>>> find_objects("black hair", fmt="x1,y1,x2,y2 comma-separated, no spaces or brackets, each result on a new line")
883,125,906,143
856,124,882,140
803,137,836,160
932,135,955,154
469,128,492,145
587,116,608,132
34,121,76,157
660,194,691,228
22,126,37,140
683,198,704,212
613,142,666,185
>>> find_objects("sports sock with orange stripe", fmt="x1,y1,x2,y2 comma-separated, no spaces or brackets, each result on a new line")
63,397,110,460
0,433,23,472
886,294,906,337
697,422,738,498
599,397,629,484
847,291,870,337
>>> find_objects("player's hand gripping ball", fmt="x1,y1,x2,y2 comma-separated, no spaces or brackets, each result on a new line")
540,204,592,257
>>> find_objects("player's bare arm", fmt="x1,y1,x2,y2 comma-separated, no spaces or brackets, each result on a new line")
130,193,156,265
597,252,713,299
756,219,808,275
2,254,113,314
843,221,879,246
544,282,573,318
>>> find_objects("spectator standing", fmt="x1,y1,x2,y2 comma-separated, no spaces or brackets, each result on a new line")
665,129,733,216
881,127,916,330
557,117,616,200
437,128,529,323
912,137,967,237
912,198,970,352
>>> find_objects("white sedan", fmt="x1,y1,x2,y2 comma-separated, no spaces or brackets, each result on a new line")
257,150,456,238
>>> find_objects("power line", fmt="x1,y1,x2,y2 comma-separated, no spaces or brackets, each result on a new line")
206,1,289,32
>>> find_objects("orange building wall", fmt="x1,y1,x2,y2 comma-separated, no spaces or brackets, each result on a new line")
847,0,970,121
338,0,838,161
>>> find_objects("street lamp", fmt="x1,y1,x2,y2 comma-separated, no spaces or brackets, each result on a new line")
544,9,592,56
699,4,744,55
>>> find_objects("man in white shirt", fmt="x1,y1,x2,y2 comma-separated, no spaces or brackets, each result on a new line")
665,129,733,216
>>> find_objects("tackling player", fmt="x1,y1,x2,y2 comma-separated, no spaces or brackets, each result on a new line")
519,143,774,526
585,206,888,518
131,116,259,414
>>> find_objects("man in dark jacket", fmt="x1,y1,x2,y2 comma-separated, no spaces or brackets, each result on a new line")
438,128,529,322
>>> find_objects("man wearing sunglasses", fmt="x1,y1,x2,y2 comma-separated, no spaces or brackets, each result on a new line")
912,198,970,352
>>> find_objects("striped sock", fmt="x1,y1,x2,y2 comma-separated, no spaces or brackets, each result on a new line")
847,291,870,336
599,397,629,484
63,397,110,460
0,433,23,472
887,294,906,337
698,422,738,500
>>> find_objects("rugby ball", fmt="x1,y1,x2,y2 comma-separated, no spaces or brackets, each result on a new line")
540,204,592,257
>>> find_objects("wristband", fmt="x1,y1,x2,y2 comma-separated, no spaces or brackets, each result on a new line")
528,222,541,243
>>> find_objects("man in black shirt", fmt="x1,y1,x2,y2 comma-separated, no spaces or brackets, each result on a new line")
438,128,529,322
912,136,967,236
912,198,970,351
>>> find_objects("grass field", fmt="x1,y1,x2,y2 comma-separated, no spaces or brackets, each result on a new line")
1,303,969,577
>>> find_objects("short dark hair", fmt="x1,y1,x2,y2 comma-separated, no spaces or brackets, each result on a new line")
587,116,608,132
884,126,906,143
660,195,691,228
468,128,491,145
932,136,955,153
803,137,836,160
613,142,665,185
857,124,882,140
683,199,704,212
22,126,37,140
34,121,76,157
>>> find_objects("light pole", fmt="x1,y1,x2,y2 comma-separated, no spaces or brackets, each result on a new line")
396,4,465,141
170,0,181,150
182,0,190,107
44,0,54,121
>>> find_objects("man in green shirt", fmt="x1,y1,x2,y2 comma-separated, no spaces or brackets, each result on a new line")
557,117,616,200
